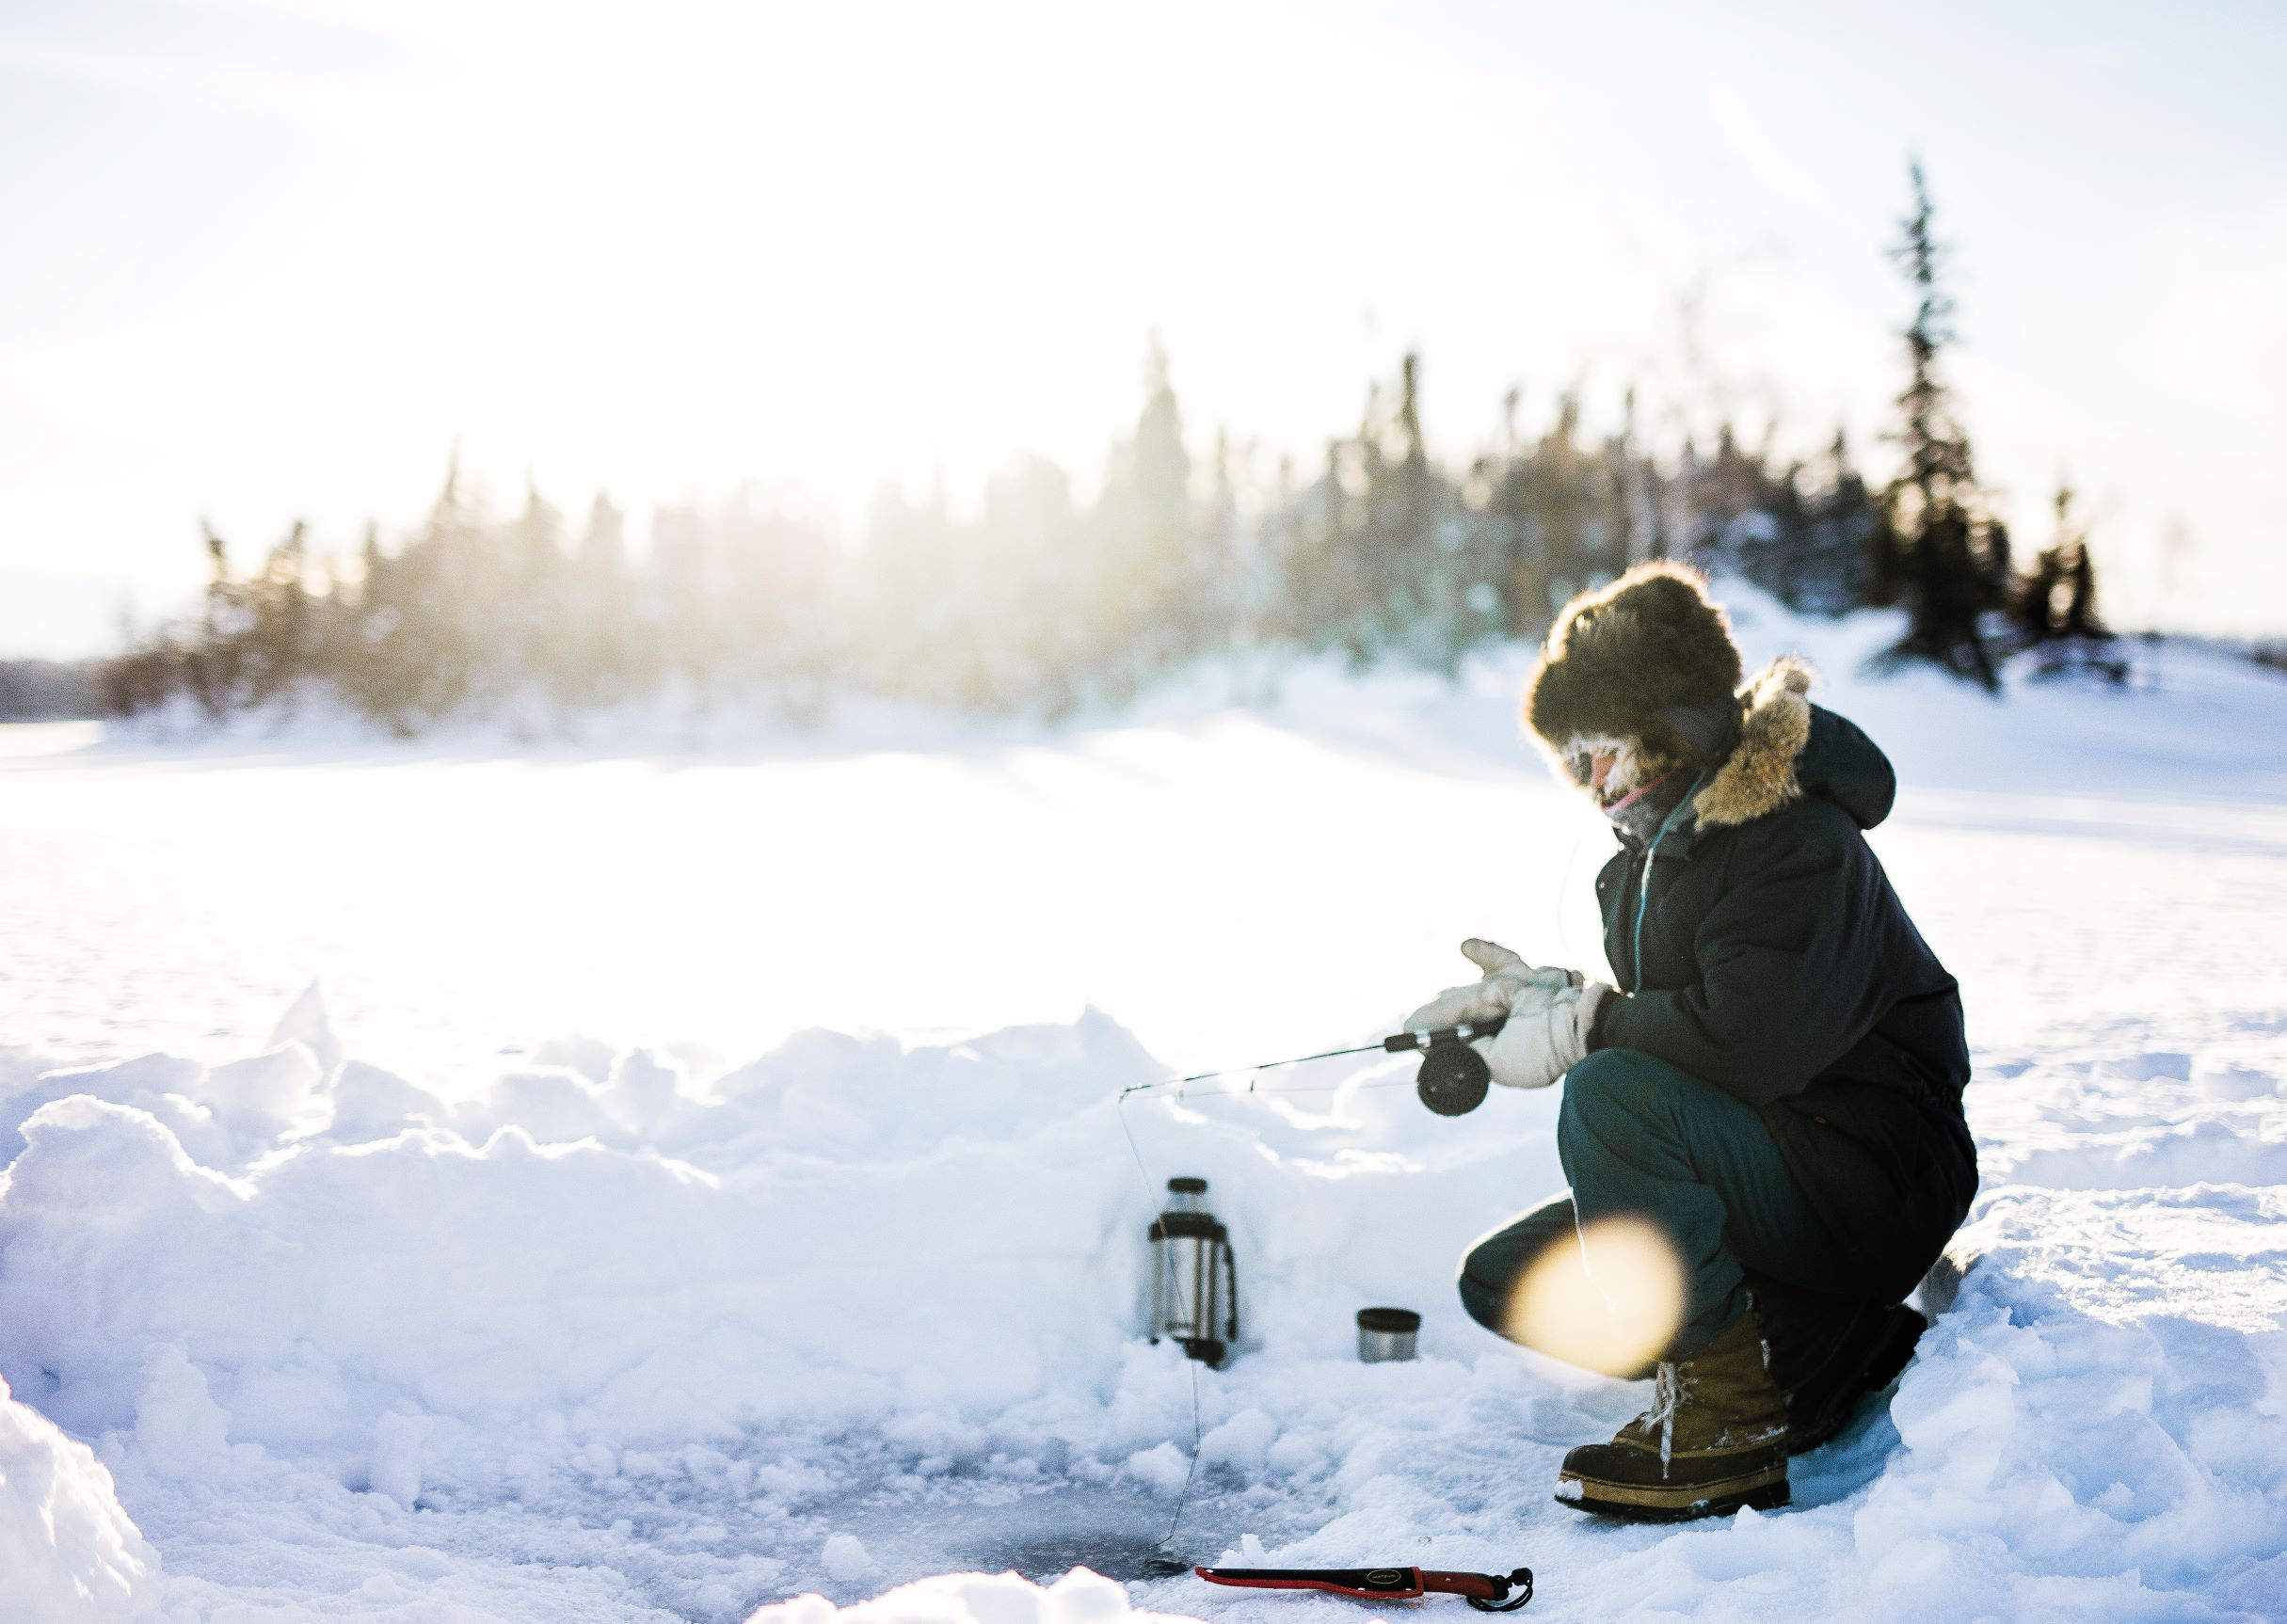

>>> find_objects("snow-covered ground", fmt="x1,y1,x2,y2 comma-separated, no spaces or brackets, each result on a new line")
4,598,2286,1622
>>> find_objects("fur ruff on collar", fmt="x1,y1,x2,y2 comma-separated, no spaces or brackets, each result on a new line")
1691,657,1815,829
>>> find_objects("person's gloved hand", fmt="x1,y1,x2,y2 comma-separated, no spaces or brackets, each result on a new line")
1473,979,1617,1090
1403,938,1582,1030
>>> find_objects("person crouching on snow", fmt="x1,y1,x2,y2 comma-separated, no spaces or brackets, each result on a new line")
1408,562,1975,1521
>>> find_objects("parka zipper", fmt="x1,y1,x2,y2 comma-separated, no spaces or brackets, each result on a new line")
1627,774,1707,994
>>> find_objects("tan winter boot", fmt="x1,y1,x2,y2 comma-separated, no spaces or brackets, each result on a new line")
1555,1310,1790,1521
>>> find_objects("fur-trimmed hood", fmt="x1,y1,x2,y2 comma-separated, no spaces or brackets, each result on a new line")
1690,657,1896,833
1691,657,1815,828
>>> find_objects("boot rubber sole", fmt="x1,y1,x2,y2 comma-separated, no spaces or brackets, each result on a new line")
1557,1463,1791,1522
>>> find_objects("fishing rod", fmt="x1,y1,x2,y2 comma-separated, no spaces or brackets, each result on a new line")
1120,1013,1512,1118
1109,1010,1516,1562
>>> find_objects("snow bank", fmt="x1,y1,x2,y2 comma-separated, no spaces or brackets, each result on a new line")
0,1004,1570,1481
0,1370,163,1623
0,999,1603,1617
5,984,2286,1621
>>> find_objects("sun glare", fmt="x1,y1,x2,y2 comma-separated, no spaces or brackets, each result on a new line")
1505,1215,1687,1377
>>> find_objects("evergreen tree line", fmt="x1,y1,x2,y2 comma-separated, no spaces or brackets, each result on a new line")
103,167,2121,731
0,660,102,721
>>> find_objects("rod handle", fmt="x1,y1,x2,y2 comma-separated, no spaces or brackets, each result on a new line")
1383,1013,1510,1053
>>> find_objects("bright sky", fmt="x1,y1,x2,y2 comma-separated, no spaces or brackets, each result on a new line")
3,0,2283,656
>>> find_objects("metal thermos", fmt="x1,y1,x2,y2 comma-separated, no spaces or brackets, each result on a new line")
1356,1306,1420,1362
1148,1176,1239,1367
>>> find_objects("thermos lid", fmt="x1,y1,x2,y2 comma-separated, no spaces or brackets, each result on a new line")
1356,1307,1421,1333
1168,1176,1208,1193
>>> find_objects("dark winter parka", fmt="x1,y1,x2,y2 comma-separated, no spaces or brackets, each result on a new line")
1588,659,1976,1301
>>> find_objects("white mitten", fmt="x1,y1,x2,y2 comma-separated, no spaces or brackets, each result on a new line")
1475,979,1616,1090
1403,938,1582,1031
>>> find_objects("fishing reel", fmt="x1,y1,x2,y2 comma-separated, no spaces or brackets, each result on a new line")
1383,1015,1509,1117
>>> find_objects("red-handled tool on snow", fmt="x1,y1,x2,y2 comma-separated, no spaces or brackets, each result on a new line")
1194,1564,1533,1612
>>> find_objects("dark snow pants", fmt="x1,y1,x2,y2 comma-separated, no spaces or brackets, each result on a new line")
1458,1046,1857,1364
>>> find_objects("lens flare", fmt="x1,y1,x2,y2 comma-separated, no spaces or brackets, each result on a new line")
1503,1215,1687,1377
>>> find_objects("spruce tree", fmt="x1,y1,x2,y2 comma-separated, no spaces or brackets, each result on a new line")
191,522,240,719
1788,429,1879,613
1091,336,1194,693
2014,481,2126,683
1877,161,2003,691
246,520,311,705
1358,352,1450,663
571,493,633,703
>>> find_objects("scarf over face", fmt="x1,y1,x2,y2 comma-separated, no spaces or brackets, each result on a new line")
1602,767,1694,846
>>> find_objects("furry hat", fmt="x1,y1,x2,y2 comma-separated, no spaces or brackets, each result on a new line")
1523,563,1743,763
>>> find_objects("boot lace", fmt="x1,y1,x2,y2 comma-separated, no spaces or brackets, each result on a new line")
1650,1361,1682,1473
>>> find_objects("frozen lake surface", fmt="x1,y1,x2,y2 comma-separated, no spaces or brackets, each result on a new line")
10,629,2282,1098
1,708,1590,1094
5,607,2287,1622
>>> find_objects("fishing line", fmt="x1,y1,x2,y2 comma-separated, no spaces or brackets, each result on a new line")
1115,1087,1207,1553
1551,815,1600,974
1112,1018,1496,1551
1122,1039,1395,1097
1130,1074,1423,1105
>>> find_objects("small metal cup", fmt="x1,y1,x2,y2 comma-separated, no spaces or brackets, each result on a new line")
1356,1306,1420,1362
